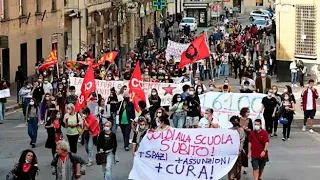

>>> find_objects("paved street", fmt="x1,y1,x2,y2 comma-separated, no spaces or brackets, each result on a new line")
1,111,320,180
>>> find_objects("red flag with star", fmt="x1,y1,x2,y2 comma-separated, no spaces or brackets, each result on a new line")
178,33,210,69
128,61,146,112
75,65,96,112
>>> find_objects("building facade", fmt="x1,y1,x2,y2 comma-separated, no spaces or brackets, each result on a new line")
65,0,161,61
276,0,319,81
224,0,273,13
0,0,64,82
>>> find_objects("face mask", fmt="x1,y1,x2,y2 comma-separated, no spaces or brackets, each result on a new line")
26,85,31,89
195,81,198,85
44,81,48,84
224,83,229,85
43,72,47,76
283,89,288,93
51,101,56,104
152,92,157,96
38,79,43,82
156,121,161,127
140,125,146,129
157,113,162,117
209,86,214,91
70,91,75,95
45,97,50,100
29,101,34,106
284,96,289,100
108,77,112,80
165,76,169,79
204,114,209,119
232,122,240,127
62,80,66,83
25,159,31,164
177,98,181,102
145,114,151,119
58,86,63,89
261,74,266,77
56,114,61,119
243,85,248,90
268,93,273,97
103,126,111,131
189,91,194,95
254,125,261,131
198,89,202,93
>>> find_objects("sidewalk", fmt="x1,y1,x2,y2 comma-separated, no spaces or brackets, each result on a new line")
6,83,20,114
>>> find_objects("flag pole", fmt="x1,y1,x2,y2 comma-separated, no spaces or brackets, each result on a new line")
56,61,60,79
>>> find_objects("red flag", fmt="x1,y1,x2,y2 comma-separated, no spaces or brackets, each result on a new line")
93,51,118,68
38,60,57,71
178,33,210,69
77,59,94,66
45,50,57,63
128,61,146,112
75,65,96,112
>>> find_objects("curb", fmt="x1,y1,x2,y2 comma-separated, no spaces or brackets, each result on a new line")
5,104,21,114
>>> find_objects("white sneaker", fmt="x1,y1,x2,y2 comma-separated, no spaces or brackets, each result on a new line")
309,129,314,134
294,84,299,87
87,160,93,167
291,84,294,87
302,125,306,132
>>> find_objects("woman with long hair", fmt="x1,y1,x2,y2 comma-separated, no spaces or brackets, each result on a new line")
279,92,296,141
108,88,119,132
239,107,253,174
117,85,127,102
149,88,161,120
169,94,186,128
9,149,39,180
132,117,148,155
26,98,40,148
153,107,167,127
272,85,282,136
40,93,50,124
156,116,171,132
63,103,83,153
95,98,110,131
45,110,63,156
195,84,205,95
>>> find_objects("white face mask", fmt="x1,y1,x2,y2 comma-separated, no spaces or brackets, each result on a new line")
140,125,146,129
254,125,260,131
145,114,151,119
157,113,162,117
243,85,248,90
224,82,229,85
197,89,202,93
56,115,61,119
177,98,181,102
189,91,194,96
195,81,198,85
25,159,31,164
209,86,214,91
268,92,273,97
62,80,66,83
156,121,161,127
284,96,289,100
204,114,209,119
152,92,157,96
29,101,35,106
284,89,288,93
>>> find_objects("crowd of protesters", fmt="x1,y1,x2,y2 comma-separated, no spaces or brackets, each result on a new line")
4,9,318,180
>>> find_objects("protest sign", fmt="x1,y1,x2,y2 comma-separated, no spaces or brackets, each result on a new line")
69,77,189,106
172,77,184,84
199,92,266,128
165,40,190,62
129,128,240,180
0,89,10,98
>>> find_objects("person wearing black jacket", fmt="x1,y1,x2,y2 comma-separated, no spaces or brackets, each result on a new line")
118,92,135,151
97,121,117,180
185,87,201,128
9,149,39,180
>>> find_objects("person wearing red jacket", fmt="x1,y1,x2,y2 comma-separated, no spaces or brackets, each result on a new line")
82,107,100,166
301,79,319,134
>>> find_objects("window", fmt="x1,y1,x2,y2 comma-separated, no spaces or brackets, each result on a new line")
52,0,57,11
295,5,317,58
36,0,41,13
19,0,27,16
182,18,194,23
256,0,263,6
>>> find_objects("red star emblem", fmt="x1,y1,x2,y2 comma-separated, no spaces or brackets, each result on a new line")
162,85,176,96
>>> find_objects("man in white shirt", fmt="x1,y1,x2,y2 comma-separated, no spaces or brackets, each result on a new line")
241,72,256,91
42,77,53,95
198,108,219,128
290,60,298,87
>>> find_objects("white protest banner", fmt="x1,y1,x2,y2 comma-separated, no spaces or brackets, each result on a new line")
172,77,184,84
199,92,266,128
69,77,189,106
0,89,10,98
129,128,240,180
165,40,190,62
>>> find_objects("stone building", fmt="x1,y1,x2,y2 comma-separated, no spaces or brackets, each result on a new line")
0,0,64,82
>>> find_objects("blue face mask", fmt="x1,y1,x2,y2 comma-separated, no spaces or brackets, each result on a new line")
104,127,111,131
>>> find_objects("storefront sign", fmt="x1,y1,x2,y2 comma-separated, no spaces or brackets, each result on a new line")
129,128,240,180
165,40,190,62
70,77,190,106
140,4,145,18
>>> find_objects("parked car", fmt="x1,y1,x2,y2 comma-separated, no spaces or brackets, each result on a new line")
252,19,268,29
249,10,271,21
179,17,198,31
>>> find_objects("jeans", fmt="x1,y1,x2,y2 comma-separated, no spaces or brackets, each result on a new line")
111,113,118,133
172,112,185,128
102,153,115,180
85,135,93,161
120,124,131,148
291,72,297,85
0,102,6,122
221,64,229,77
40,102,46,121
215,65,221,79
22,98,31,118
27,117,38,144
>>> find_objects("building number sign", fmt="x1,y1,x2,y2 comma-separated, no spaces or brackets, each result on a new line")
152,0,167,11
